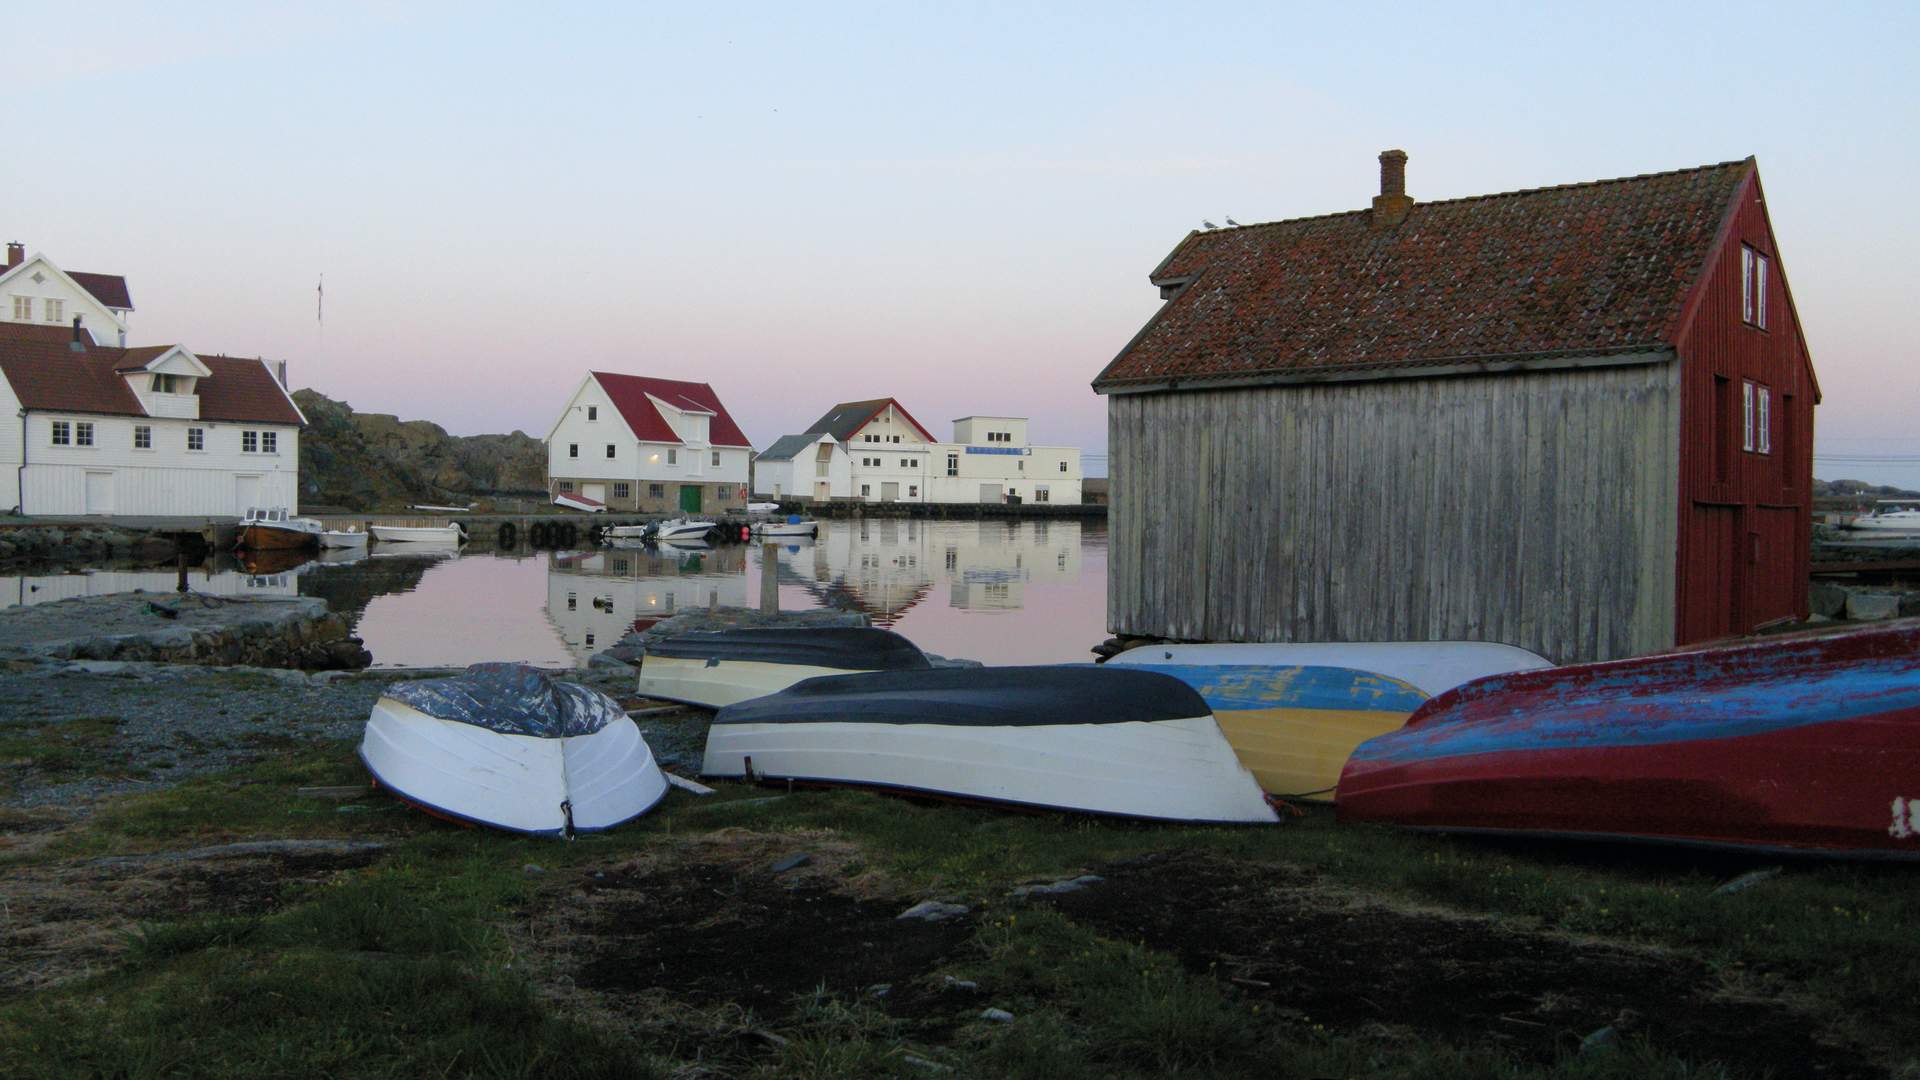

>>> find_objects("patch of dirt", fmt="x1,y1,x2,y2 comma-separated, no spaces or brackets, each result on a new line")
0,843,383,996
1039,851,1882,1079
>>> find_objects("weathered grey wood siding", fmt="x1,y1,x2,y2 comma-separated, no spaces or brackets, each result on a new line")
1107,362,1681,663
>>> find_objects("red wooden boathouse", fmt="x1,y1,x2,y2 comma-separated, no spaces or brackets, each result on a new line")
1095,152,1817,663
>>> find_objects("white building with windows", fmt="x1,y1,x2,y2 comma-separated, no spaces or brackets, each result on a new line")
1,241,135,347
545,372,754,514
759,398,1082,505
751,432,851,503
0,329,306,515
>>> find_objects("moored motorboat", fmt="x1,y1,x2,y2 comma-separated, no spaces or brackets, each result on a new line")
319,527,368,549
1107,640,1553,698
1110,663,1428,800
235,507,323,551
750,514,819,538
1842,499,1920,535
654,518,717,542
703,666,1278,823
1336,621,1920,859
638,627,932,708
602,522,653,541
359,662,668,835
371,522,468,544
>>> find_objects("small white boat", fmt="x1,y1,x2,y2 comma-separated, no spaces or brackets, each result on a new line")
235,507,323,551
319,527,369,549
638,627,932,708
1843,500,1920,535
360,663,668,836
553,492,607,513
750,515,819,538
1106,640,1553,698
409,503,474,513
653,518,717,542
746,501,782,514
371,522,468,545
602,523,652,541
702,666,1278,824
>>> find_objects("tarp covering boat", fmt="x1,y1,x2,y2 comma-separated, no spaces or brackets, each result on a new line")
638,627,932,708
704,666,1278,823
1337,621,1920,859
1113,663,1427,800
1107,640,1553,698
361,662,667,836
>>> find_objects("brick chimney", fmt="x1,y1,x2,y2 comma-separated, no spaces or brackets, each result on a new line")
4,242,22,268
1371,149,1414,228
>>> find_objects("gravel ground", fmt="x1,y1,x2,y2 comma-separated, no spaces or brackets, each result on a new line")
0,661,676,811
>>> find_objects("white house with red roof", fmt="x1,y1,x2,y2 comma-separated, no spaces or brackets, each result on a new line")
544,372,753,514
0,326,306,516
1,241,135,348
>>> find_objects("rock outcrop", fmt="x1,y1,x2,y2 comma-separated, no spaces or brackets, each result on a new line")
0,593,371,670
292,389,547,510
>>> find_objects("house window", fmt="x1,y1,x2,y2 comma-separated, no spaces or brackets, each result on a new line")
11,296,29,320
1017,460,1024,471
569,443,579,459
243,430,259,453
76,422,94,447
649,483,664,498
613,482,630,499
892,435,900,443
715,485,730,499
908,485,918,497
947,453,958,476
712,450,721,467
1058,461,1068,473
558,480,575,492
1035,486,1051,503
606,444,616,459
1741,381,1755,452
187,427,204,452
1741,245,1769,329
567,592,577,611
900,458,911,468
860,484,871,497
44,298,64,323
134,425,152,449
587,405,597,421
51,420,70,445
667,448,677,465
1756,384,1772,455
262,431,278,454
154,374,185,393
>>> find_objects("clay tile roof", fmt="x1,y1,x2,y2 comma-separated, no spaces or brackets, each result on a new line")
0,321,97,347
68,271,134,311
194,354,305,425
804,397,936,443
0,337,302,425
1094,158,1753,391
590,372,751,447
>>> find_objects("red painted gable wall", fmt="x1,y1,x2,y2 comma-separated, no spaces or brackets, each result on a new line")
1671,170,1817,643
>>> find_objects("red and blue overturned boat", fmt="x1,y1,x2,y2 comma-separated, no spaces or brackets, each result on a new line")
1336,621,1920,860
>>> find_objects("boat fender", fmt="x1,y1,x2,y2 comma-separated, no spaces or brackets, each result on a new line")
560,522,578,546
497,521,517,546
740,525,750,541
530,521,549,547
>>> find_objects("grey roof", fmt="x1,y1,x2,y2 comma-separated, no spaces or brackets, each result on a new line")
805,399,892,442
757,433,822,462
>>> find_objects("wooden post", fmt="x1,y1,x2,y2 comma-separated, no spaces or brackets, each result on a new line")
708,589,719,612
760,541,779,613
176,554,188,593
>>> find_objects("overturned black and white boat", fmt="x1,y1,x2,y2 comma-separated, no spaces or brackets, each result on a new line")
638,626,933,708
360,662,668,836
702,666,1278,824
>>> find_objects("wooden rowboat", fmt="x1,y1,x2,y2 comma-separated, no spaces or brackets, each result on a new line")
1336,621,1920,859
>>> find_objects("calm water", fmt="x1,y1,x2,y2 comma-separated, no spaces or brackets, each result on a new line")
3,520,1109,668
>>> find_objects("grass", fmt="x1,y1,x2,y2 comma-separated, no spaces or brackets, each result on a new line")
0,715,128,781
2,741,1914,1078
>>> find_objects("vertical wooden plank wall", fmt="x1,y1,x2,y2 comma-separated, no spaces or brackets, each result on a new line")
1107,361,1682,664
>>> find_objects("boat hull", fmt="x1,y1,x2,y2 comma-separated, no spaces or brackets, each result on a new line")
359,697,667,835
237,524,318,551
1108,640,1552,698
638,655,873,708
637,627,932,708
370,525,465,544
1118,664,1427,800
752,522,818,538
319,531,368,549
1337,622,1920,859
702,666,1277,824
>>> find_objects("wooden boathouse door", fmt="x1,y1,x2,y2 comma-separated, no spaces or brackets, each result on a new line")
679,485,703,513
1682,505,1742,643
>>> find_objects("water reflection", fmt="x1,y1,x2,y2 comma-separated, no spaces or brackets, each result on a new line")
547,544,746,665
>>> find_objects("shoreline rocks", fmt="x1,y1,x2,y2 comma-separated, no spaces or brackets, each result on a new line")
0,524,188,568
0,593,371,670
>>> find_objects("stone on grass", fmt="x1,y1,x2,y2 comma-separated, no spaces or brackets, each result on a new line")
769,852,811,873
896,899,970,923
1845,592,1900,622
941,976,978,992
1713,866,1783,895
1010,874,1105,899
523,863,547,876
980,1008,1015,1023
902,1055,952,1074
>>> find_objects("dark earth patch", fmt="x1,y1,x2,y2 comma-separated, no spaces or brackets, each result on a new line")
1038,851,1881,1080
571,861,973,1020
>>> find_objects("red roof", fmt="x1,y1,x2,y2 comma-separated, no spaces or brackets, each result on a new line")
591,372,751,447
0,338,302,425
68,271,134,311
1094,159,1752,391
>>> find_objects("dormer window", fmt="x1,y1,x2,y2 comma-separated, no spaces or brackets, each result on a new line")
154,374,187,393
1741,245,1769,329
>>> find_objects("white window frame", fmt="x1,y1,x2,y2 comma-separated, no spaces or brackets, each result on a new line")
187,426,205,452
1035,485,1051,503
1757,385,1772,455
11,296,29,320
1740,246,1755,323
587,405,597,421
568,443,579,459
605,443,616,459
262,430,278,454
242,430,259,453
134,424,152,450
558,480,574,492
613,481,630,499
75,422,94,447
1058,461,1068,473
711,450,721,467
648,483,664,498
50,420,70,446
44,298,64,324
1755,252,1769,330
667,448,678,466
1741,381,1755,452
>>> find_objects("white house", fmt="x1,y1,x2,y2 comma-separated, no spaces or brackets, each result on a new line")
545,372,754,514
0,327,306,516
764,398,1082,505
751,432,851,503
1,242,134,348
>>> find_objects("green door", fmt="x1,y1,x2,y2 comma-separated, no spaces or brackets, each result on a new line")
679,485,703,513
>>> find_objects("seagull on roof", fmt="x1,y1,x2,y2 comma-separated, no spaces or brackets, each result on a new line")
1201,219,1218,230
1225,215,1241,226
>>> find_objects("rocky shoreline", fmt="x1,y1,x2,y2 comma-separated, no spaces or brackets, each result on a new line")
0,524,192,569
0,593,371,670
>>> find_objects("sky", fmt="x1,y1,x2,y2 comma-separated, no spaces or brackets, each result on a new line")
9,2,1919,485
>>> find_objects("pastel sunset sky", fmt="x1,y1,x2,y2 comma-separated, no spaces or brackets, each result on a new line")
11,2,1918,483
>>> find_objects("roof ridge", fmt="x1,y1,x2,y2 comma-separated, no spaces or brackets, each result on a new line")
1216,158,1752,234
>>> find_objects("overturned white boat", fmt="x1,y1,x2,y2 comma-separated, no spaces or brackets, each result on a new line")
702,666,1278,824
1106,640,1553,698
638,626,932,708
359,662,668,836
